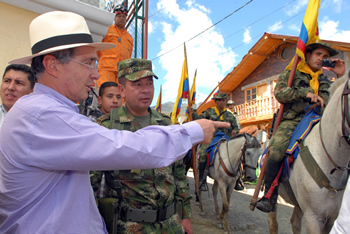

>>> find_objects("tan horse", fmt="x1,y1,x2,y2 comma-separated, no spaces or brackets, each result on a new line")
267,78,350,233
198,134,262,232
240,124,269,145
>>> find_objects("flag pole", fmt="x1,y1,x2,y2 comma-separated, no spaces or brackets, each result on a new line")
184,45,200,196
249,0,321,211
249,54,299,211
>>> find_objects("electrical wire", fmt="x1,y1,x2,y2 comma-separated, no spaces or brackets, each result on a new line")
151,0,253,61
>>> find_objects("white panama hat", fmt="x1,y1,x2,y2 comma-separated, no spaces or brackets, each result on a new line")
9,11,115,64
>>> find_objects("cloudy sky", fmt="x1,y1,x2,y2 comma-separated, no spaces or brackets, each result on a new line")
145,0,349,106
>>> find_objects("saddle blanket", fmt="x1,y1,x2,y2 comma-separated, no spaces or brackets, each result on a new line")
283,105,321,177
206,131,229,166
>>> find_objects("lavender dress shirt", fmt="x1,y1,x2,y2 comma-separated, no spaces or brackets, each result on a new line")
0,83,203,234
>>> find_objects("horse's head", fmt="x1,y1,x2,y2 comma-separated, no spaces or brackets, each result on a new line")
242,133,262,182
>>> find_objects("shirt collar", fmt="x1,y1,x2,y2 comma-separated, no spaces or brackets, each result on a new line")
33,83,79,112
0,104,7,114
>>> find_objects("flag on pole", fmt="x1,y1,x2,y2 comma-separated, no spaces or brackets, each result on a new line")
154,86,162,112
171,44,189,124
286,0,321,70
185,69,197,120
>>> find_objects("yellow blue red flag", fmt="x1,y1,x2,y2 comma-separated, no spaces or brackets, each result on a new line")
185,69,197,120
171,44,189,124
286,0,320,70
154,86,162,112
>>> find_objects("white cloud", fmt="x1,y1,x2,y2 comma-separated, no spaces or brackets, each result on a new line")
267,21,283,33
322,0,343,13
155,0,237,103
288,23,300,33
285,0,308,16
319,17,350,43
148,21,154,34
243,27,251,44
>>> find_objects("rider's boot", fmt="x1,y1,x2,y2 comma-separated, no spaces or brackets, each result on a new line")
198,161,208,191
256,158,283,213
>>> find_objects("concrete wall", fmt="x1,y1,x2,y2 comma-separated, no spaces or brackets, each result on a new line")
0,3,38,74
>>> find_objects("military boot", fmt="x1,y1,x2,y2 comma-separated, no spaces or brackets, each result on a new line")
256,159,283,213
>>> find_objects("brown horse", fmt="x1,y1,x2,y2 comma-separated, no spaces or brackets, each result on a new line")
240,124,269,145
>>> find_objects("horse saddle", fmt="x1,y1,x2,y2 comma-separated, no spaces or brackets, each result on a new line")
206,131,229,166
283,105,321,178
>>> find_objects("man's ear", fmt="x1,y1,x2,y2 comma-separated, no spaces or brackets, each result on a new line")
305,52,311,62
42,55,60,78
118,84,126,98
97,96,102,106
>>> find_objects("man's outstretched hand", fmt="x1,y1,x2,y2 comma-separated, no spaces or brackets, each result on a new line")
195,119,230,144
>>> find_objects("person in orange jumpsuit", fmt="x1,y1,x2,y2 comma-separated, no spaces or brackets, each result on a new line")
97,4,134,87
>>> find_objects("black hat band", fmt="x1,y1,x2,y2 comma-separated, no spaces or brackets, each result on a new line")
31,33,93,54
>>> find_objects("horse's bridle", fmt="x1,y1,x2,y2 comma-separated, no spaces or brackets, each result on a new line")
340,80,350,146
218,134,257,177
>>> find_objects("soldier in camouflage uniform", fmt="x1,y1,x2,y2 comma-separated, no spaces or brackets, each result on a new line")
93,58,192,233
193,93,239,191
256,42,345,213
227,99,241,130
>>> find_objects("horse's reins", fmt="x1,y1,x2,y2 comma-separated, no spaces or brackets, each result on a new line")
217,139,241,177
217,134,257,177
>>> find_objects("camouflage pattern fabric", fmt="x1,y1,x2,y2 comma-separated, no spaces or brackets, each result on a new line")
92,105,191,233
97,25,133,87
269,69,332,163
117,58,158,81
193,107,239,162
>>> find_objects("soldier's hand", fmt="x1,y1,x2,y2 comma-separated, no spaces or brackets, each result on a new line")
306,92,325,107
195,119,230,144
330,58,345,78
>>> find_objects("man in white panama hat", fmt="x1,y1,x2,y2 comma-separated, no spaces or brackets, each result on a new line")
0,11,229,233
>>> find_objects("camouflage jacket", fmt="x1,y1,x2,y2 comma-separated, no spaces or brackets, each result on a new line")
193,107,239,137
93,105,192,220
275,69,331,121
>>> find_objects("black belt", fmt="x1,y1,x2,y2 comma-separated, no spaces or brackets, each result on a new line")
119,202,176,223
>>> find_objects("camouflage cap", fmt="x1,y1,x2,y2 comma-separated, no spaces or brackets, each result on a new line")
305,42,339,57
212,93,227,100
117,58,158,81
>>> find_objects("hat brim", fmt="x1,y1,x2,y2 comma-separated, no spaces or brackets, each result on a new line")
9,42,116,65
305,43,339,57
124,70,158,81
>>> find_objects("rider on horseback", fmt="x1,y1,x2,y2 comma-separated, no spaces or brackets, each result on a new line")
193,93,241,191
256,42,345,213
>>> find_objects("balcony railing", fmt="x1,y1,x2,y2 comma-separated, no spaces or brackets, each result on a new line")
234,96,280,122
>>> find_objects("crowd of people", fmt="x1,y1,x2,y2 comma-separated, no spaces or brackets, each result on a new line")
0,5,348,234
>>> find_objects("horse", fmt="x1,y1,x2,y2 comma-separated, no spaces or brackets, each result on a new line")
240,124,269,145
267,77,350,234
197,133,262,232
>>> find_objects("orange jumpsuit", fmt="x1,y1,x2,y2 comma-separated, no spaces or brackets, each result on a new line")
97,25,133,87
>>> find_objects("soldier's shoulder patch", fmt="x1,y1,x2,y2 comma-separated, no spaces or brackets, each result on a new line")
96,113,111,125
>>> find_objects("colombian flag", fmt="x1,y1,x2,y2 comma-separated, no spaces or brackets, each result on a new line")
185,69,197,120
286,0,320,70
154,86,162,112
171,44,189,124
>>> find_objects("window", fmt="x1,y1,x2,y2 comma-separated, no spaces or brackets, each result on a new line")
246,87,256,102
280,45,292,61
